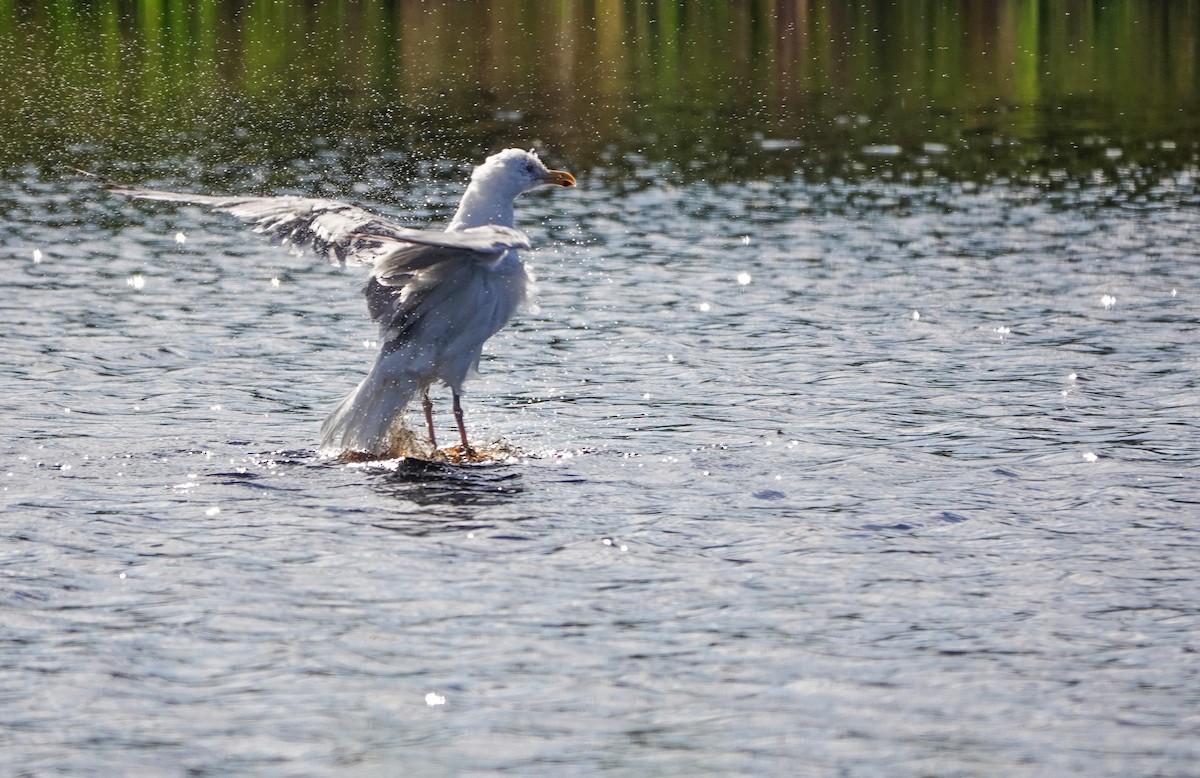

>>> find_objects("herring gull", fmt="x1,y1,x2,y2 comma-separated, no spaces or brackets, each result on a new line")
106,148,576,458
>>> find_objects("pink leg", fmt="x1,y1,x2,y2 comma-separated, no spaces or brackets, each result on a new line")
452,392,473,453
422,389,437,449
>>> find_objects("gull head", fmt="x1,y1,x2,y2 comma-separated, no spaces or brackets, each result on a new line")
474,149,576,197
450,148,575,231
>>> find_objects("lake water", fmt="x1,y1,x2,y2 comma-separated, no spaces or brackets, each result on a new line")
3,2,1200,776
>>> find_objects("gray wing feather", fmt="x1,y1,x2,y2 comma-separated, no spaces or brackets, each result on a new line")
107,184,530,266
107,181,529,358
365,244,510,342
357,225,530,253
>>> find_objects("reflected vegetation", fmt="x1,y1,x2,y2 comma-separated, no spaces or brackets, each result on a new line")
2,0,1199,186
5,8,1200,778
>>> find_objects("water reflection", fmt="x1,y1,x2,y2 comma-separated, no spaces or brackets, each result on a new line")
371,458,525,510
2,1,1197,186
4,4,1200,777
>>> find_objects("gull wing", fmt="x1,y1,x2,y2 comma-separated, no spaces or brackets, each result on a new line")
363,234,529,347
355,224,530,253
107,184,527,267
105,179,533,350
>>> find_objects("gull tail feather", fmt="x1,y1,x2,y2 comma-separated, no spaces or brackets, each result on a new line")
319,366,420,457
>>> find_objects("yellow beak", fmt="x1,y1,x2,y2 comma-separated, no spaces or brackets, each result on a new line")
542,169,576,188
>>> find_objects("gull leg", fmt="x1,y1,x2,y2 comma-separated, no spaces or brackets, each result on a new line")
422,389,437,450
452,392,473,455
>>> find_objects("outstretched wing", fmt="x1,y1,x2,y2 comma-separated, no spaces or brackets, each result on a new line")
104,178,533,353
107,185,394,265
107,183,530,267
364,232,530,348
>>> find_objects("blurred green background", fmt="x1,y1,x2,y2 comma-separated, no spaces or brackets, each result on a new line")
2,0,1198,186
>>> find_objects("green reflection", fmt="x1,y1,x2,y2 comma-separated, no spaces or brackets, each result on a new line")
2,0,1198,184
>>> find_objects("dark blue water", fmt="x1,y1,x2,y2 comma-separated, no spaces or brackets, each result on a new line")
3,159,1198,775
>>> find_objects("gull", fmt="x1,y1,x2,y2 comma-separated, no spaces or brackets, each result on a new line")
105,148,576,458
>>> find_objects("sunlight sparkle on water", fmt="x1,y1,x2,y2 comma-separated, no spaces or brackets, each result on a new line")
6,11,1200,773
759,138,802,151
863,144,902,156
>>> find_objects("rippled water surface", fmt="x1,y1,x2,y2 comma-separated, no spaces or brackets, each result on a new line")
5,2,1200,775
5,163,1199,776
